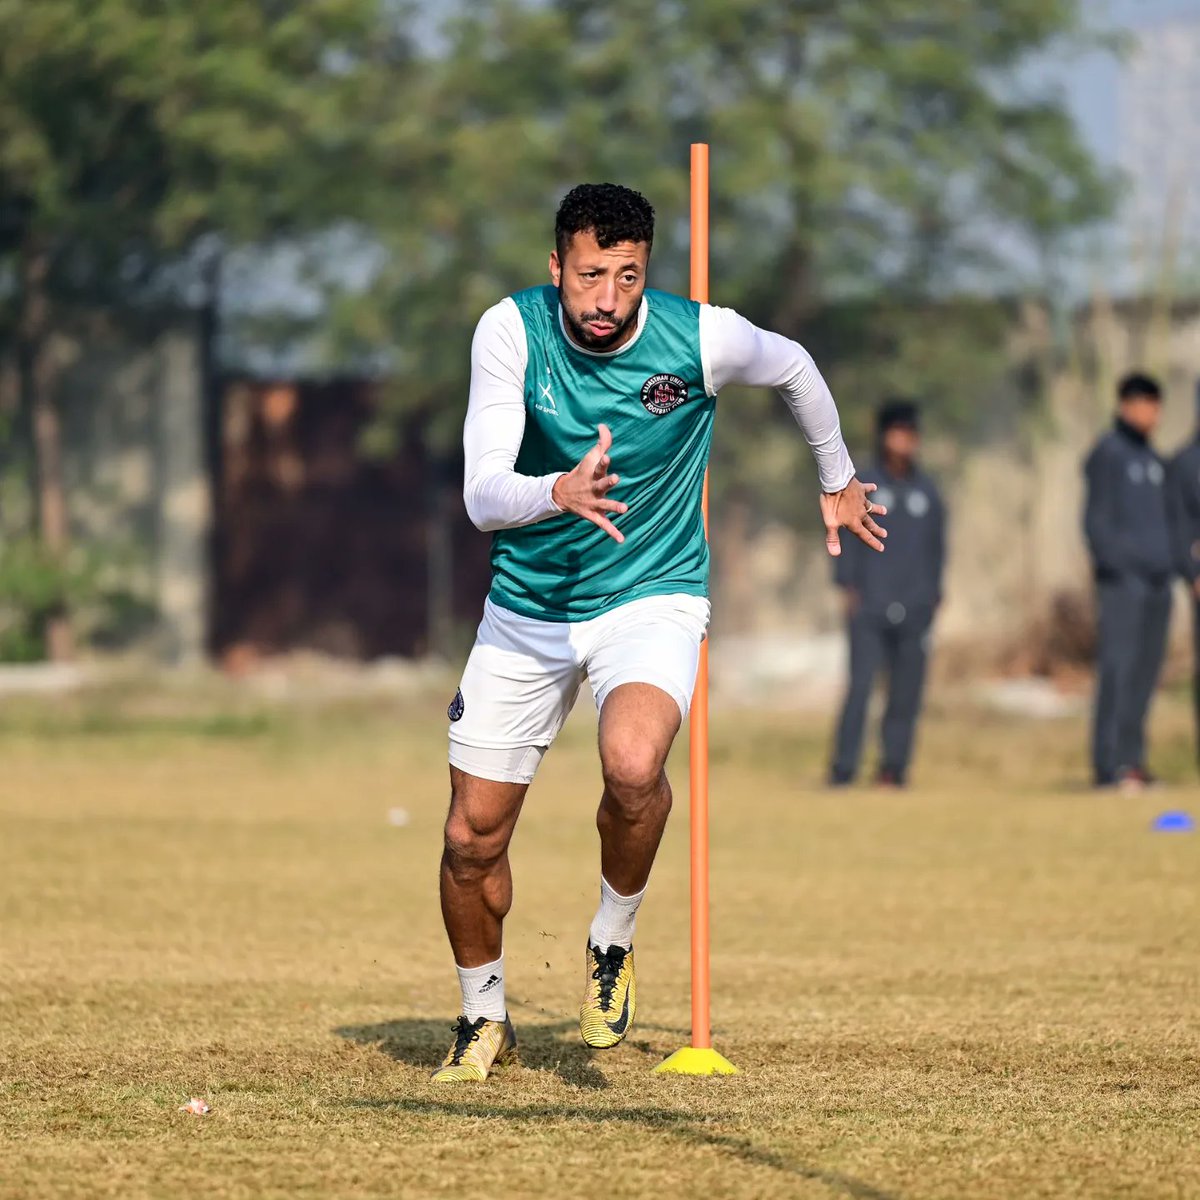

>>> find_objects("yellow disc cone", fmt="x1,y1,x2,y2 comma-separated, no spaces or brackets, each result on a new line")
653,1046,739,1076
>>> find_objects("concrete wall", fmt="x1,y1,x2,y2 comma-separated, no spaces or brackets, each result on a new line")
53,316,210,663
709,298,1200,666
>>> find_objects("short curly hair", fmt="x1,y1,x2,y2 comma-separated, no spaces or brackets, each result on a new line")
555,183,655,259
1117,371,1162,402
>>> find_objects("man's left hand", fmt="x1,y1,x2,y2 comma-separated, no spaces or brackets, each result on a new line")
821,477,887,557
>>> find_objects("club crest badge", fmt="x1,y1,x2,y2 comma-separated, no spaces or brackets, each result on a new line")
448,688,465,722
640,373,688,415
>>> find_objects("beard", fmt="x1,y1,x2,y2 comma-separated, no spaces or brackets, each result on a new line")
558,286,636,350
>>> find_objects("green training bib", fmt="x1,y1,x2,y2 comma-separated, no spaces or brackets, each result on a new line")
489,285,713,622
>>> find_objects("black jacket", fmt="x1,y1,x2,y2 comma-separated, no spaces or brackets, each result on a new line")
835,460,945,617
1082,419,1172,584
1168,436,1200,585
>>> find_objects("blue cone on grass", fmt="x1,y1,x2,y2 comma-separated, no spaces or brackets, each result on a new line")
1151,811,1195,833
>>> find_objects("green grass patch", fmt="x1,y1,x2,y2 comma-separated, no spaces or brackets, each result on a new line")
2,687,1197,1198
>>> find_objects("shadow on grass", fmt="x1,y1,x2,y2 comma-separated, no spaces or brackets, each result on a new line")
346,1095,901,1200
334,1017,620,1090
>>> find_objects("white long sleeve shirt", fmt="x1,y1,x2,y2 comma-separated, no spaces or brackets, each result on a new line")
463,294,854,532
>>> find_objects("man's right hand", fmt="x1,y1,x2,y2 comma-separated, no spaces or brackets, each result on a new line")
551,423,629,543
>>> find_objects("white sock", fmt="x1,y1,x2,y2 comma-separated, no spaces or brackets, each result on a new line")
456,954,506,1022
588,876,646,952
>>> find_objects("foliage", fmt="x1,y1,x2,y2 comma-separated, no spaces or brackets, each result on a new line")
338,0,1113,494
0,0,417,658
0,533,153,662
0,536,90,661
0,0,406,284
0,0,1121,657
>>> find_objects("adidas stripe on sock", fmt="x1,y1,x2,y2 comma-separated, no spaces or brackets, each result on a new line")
456,954,506,1022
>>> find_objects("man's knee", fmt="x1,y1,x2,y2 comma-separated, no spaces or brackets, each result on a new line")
443,806,510,878
601,741,669,807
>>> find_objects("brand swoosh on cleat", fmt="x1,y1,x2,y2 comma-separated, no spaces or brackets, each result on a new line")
605,988,631,1037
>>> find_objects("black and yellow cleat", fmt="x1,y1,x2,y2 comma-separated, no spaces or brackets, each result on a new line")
580,943,636,1049
430,1015,518,1082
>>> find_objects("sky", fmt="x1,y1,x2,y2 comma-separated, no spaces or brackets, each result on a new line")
1069,0,1200,160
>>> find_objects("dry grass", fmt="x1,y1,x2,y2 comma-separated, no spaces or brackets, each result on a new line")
1,679,1198,1199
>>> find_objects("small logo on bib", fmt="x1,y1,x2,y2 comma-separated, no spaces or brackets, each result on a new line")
448,688,465,722
640,373,688,415
535,367,559,416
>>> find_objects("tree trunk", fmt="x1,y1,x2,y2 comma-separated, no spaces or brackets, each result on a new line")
199,246,224,658
155,327,212,666
713,496,755,636
762,233,815,336
18,240,73,662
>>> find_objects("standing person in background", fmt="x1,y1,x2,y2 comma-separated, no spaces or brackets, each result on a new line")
830,400,945,788
1167,380,1200,774
1083,372,1172,793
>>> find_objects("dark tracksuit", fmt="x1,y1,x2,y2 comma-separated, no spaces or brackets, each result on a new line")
1083,419,1173,785
830,462,945,784
1167,436,1200,766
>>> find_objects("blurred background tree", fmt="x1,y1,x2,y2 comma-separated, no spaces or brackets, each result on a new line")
0,0,1121,659
327,0,1111,642
0,0,413,659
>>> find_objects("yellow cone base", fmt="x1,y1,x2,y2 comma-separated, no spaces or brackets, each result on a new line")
653,1046,739,1076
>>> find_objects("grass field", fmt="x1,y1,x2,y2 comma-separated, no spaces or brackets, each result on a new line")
2,678,1198,1199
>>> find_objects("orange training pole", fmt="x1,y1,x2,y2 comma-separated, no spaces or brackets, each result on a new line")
689,143,712,1052
654,144,737,1076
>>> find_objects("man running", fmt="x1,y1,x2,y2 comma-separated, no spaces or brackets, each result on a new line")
433,183,885,1082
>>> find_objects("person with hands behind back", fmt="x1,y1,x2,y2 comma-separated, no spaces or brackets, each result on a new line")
1084,372,1172,793
1167,379,1200,775
829,400,945,790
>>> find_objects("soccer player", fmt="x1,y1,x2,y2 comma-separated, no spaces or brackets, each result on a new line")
1083,372,1172,792
432,183,885,1082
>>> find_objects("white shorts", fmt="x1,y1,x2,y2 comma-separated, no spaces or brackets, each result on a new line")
448,593,710,785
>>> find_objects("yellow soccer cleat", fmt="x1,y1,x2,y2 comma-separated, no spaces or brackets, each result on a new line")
430,1015,518,1082
579,943,636,1049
